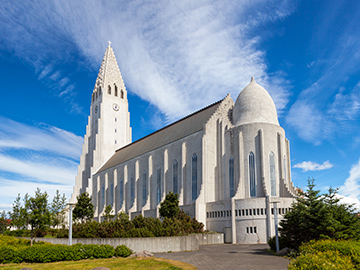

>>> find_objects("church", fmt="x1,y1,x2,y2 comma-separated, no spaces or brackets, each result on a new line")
71,44,297,244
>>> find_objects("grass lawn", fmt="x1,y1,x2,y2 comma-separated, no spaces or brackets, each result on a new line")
0,257,196,270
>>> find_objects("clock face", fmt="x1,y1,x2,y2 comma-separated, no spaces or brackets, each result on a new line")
113,103,119,111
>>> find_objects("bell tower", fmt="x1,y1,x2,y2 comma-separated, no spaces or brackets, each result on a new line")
71,42,131,202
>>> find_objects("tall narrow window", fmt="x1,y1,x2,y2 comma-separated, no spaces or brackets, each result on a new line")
249,152,256,197
192,154,198,201
142,170,147,207
108,85,111,94
229,157,235,197
270,152,276,196
110,181,114,207
119,178,123,208
99,86,101,95
114,85,118,96
102,184,105,206
283,156,287,182
173,160,178,194
130,175,135,206
121,90,124,99
157,167,161,204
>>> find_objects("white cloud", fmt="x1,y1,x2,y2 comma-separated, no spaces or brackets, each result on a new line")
0,0,295,123
0,117,82,160
0,117,82,212
0,178,73,213
0,153,77,185
339,159,360,210
293,160,334,172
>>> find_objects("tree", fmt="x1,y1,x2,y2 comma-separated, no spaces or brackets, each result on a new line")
50,190,67,228
73,192,94,222
25,188,52,240
103,205,115,222
279,179,360,250
159,192,180,219
9,193,28,229
0,211,10,234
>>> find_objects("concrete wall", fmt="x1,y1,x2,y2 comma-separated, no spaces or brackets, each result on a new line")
25,233,223,253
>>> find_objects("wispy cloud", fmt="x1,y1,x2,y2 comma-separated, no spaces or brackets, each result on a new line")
0,117,82,160
286,3,360,144
339,159,360,210
0,178,73,213
0,117,82,211
293,160,334,172
0,0,295,123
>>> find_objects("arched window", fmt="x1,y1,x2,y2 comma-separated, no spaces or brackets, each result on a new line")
110,181,114,207
283,156,287,182
157,167,161,204
114,85,118,96
130,175,135,206
108,85,111,94
249,152,256,197
95,91,98,98
192,154,197,201
173,160,178,194
119,178,123,208
121,90,124,99
229,157,235,197
269,152,276,196
142,170,147,207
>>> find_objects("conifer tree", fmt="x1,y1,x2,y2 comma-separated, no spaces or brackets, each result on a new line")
279,179,360,249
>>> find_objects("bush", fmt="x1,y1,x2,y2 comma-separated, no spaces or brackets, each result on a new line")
300,239,360,266
115,245,133,258
288,250,354,270
289,239,360,269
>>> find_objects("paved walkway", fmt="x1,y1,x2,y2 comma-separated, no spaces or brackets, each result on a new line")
155,244,289,270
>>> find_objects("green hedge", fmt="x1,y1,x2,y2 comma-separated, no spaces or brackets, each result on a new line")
0,241,125,264
288,240,360,269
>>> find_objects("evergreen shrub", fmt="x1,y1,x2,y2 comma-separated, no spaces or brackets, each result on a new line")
115,244,133,257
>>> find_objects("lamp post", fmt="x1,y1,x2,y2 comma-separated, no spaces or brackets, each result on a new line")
67,202,76,246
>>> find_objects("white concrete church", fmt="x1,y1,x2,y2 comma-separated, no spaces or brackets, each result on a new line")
71,44,297,244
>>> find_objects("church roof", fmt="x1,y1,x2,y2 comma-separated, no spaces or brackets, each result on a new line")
97,99,223,173
93,42,126,94
232,77,279,126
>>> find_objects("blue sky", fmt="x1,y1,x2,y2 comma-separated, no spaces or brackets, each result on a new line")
0,0,360,212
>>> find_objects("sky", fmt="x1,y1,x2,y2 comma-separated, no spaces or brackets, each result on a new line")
0,0,360,213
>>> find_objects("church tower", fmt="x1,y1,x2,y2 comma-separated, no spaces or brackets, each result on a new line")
71,42,131,202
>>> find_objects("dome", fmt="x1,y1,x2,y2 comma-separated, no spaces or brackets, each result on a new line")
232,78,279,126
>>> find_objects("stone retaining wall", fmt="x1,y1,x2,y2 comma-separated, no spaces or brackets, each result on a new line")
25,233,224,253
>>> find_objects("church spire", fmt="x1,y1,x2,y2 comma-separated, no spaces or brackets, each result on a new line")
92,42,126,99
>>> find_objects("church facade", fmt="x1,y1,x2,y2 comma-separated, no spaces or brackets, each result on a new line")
71,44,297,244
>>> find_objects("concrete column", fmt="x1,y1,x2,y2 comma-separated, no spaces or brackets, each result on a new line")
180,142,186,205
266,195,272,241
163,149,168,201
258,129,267,196
124,165,128,213
231,197,236,243
236,131,244,198
114,169,117,212
105,172,108,208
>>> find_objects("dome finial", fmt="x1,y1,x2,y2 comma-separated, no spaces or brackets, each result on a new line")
250,77,255,83
107,40,112,47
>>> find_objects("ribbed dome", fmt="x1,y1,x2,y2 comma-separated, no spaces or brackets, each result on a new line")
232,78,279,126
